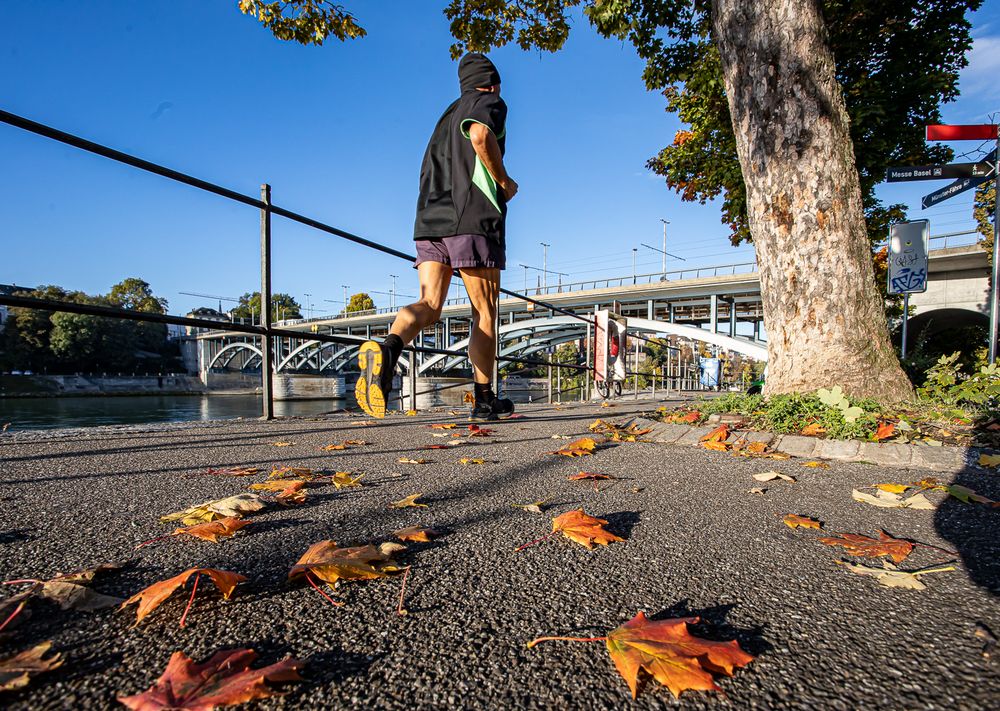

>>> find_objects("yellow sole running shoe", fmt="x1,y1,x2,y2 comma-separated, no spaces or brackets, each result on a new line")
356,340,391,418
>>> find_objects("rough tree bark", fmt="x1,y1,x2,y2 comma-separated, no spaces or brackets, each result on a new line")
712,0,913,401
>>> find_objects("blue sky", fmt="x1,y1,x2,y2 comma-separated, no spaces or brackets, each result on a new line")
1,1,998,317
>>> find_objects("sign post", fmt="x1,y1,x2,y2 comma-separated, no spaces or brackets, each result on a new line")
887,220,930,358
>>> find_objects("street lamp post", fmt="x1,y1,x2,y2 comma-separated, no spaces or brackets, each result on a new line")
632,248,637,285
389,274,398,309
540,242,550,290
659,219,670,279
304,293,312,319
341,285,349,309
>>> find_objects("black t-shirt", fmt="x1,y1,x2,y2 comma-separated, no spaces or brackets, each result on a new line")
413,90,507,244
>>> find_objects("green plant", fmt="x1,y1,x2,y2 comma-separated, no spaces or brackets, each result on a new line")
817,386,864,422
917,352,1000,406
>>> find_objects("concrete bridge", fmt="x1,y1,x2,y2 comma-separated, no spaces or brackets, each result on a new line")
190,236,987,380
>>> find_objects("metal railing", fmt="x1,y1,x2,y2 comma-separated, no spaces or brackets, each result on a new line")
0,109,629,417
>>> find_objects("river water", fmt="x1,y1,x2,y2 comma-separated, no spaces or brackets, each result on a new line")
0,395,345,431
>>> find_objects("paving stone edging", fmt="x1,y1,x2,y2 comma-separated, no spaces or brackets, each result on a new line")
629,417,981,473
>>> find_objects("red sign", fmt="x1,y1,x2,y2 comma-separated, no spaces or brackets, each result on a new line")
926,124,998,141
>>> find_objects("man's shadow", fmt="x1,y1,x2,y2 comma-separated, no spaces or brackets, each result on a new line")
934,464,1000,596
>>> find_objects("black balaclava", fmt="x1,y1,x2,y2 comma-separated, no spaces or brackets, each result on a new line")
458,53,501,93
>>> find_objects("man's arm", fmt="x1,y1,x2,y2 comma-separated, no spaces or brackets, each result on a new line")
468,123,518,201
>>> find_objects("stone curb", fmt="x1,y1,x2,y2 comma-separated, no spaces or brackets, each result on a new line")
629,417,980,474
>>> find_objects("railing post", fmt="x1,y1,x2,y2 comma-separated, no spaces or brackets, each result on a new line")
585,322,592,402
408,349,417,412
556,361,561,404
547,360,553,404
259,183,274,421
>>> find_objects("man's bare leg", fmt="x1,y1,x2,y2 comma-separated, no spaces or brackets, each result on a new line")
460,267,514,420
356,262,452,417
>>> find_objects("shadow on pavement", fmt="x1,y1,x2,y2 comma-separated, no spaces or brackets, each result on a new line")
934,466,1000,597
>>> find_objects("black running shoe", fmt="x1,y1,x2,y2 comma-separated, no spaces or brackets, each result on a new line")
356,340,395,418
469,393,515,422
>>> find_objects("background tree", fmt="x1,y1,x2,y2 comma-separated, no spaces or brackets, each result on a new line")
975,181,996,265
344,292,376,314
231,292,303,321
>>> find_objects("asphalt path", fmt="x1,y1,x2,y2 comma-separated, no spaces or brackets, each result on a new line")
0,399,997,709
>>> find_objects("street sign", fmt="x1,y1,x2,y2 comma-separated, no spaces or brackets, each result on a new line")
921,176,990,209
886,161,996,182
887,220,929,295
926,124,998,141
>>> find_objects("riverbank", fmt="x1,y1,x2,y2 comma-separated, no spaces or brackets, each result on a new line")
0,374,205,398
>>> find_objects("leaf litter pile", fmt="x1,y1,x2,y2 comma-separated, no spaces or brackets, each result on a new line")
1,406,989,706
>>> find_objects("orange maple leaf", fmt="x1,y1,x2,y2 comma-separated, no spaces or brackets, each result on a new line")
783,514,822,530
249,480,306,492
319,443,348,451
552,509,623,549
817,530,913,563
118,648,302,710
121,568,246,627
288,541,399,585
549,437,598,457
527,611,753,699
874,422,896,441
171,517,251,544
800,423,826,436
701,424,729,442
702,440,729,452
467,424,494,437
567,472,613,481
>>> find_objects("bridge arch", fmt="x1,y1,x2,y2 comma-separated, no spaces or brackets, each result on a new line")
207,342,263,371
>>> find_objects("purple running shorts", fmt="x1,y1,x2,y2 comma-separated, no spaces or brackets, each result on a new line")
414,234,506,270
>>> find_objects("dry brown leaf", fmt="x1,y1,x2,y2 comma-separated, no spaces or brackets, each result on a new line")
818,530,913,563
200,466,260,477
802,461,829,469
397,457,429,465
429,423,458,429
390,493,428,509
249,480,306,492
319,443,348,451
552,509,624,549
800,423,826,436
331,472,364,489
0,641,63,692
172,517,251,544
549,437,598,457
567,472,613,481
393,526,439,543
700,424,729,443
459,458,486,465
118,648,302,710
121,568,247,627
160,494,265,526
783,514,822,530
702,440,729,452
344,439,368,446
753,471,795,483
272,442,294,447
288,540,400,585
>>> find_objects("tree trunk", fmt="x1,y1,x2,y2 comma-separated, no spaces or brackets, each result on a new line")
711,0,913,402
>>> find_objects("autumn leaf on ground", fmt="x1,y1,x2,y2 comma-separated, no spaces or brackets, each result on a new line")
732,440,769,457
390,493,428,509
172,517,251,544
272,441,294,447
421,444,453,450
467,424,494,437
512,498,551,515
398,457,428,465
0,641,63,692
527,611,753,699
160,494,265,526
394,526,439,543
800,422,826,436
876,483,911,494
874,422,896,441
765,452,792,460
802,461,829,469
700,424,729,443
200,466,260,477
344,439,367,446
600,401,613,408
429,423,457,429
753,471,795,483
459,458,486,465
319,443,348,451
354,420,377,426
749,487,767,496
783,514,822,530
121,568,247,627
666,411,700,424
552,509,624,549
331,472,364,489
942,484,1000,506
249,480,307,493
568,472,614,481
549,437,598,457
405,410,417,416
276,486,307,506
702,440,729,452
835,561,955,590
118,648,302,711
3,563,125,612
288,540,401,586
851,489,935,510
978,453,1000,468
818,530,913,563
268,466,316,480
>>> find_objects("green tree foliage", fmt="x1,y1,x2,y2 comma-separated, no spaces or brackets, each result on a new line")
0,280,175,374
231,292,303,321
344,292,376,314
238,0,366,45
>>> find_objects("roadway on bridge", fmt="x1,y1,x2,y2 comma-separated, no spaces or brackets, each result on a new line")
0,401,995,709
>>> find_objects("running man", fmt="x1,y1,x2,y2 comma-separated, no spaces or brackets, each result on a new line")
355,53,518,422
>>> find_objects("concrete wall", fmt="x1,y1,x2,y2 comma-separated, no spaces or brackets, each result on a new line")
0,374,204,397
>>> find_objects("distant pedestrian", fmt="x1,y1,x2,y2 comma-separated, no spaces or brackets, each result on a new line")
355,53,518,421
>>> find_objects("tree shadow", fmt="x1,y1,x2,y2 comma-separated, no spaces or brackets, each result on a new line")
933,465,1000,596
